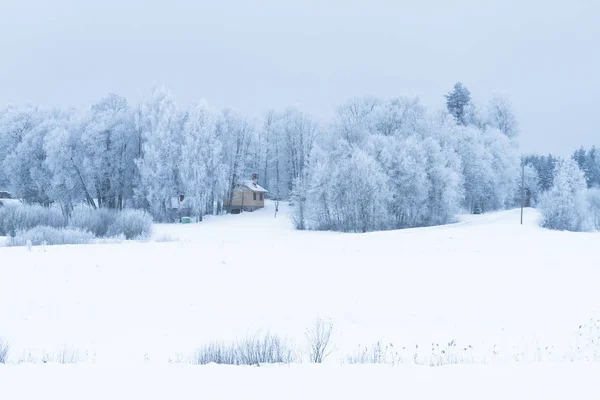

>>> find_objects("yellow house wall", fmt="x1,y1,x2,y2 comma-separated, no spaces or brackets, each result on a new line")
228,186,265,207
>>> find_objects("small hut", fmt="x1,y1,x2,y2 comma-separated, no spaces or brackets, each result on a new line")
225,175,268,213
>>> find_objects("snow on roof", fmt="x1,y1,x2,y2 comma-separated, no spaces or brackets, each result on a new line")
239,180,268,193
0,199,22,207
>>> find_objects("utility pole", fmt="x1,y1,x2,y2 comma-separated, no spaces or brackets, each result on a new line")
520,163,525,225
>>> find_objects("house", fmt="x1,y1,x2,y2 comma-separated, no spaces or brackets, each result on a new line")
0,191,20,207
225,177,268,213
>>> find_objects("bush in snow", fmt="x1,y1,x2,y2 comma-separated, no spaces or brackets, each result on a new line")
0,337,9,364
0,204,65,236
538,159,593,232
236,333,296,365
194,341,238,365
346,342,400,365
68,207,117,237
8,226,94,247
194,332,296,366
106,209,153,239
42,346,80,364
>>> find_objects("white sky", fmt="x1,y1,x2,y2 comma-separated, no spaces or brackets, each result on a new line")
1,0,598,156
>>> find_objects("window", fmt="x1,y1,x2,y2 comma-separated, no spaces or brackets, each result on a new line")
260,193,264,201
253,192,257,201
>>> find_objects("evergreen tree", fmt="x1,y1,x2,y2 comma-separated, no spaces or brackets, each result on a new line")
445,82,472,125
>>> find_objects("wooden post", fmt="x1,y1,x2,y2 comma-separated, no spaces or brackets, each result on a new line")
520,163,524,225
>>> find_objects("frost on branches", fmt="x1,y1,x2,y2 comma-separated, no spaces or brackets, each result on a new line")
297,93,520,232
1,83,523,230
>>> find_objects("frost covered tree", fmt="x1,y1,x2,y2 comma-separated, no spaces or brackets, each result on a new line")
1,107,53,205
445,82,472,125
260,108,319,209
305,145,390,232
372,135,429,227
523,154,560,192
135,87,184,221
0,105,44,194
180,100,223,217
301,96,467,232
486,95,519,138
539,159,592,231
44,110,99,215
83,94,137,210
518,163,541,207
218,110,255,212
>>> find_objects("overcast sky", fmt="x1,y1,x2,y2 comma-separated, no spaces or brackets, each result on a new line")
1,0,598,155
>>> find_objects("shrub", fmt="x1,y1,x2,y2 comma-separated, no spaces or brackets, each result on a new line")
0,204,65,236
8,226,94,247
194,332,296,366
42,346,80,364
346,342,398,365
194,341,238,365
306,317,334,363
0,337,9,364
107,209,153,239
68,207,117,237
237,333,296,365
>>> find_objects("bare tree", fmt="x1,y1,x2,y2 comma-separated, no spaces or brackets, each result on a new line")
305,317,334,363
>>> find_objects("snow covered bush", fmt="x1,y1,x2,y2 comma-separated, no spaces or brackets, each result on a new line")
106,209,153,239
68,207,117,237
193,333,296,365
0,337,9,364
0,204,65,236
538,159,593,232
8,226,94,247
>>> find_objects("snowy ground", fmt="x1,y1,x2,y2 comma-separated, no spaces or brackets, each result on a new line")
1,201,600,396
2,363,600,400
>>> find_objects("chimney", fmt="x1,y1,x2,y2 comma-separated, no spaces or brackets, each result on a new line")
251,173,258,186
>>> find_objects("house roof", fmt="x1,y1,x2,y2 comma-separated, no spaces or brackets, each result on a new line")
239,180,268,193
0,199,22,207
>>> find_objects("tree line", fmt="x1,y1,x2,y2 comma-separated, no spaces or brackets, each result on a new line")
1,83,523,230
522,146,600,231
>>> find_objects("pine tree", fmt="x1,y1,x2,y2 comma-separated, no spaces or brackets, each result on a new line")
445,82,472,125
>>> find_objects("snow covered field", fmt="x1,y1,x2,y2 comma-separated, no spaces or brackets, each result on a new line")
2,363,600,400
1,201,600,397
